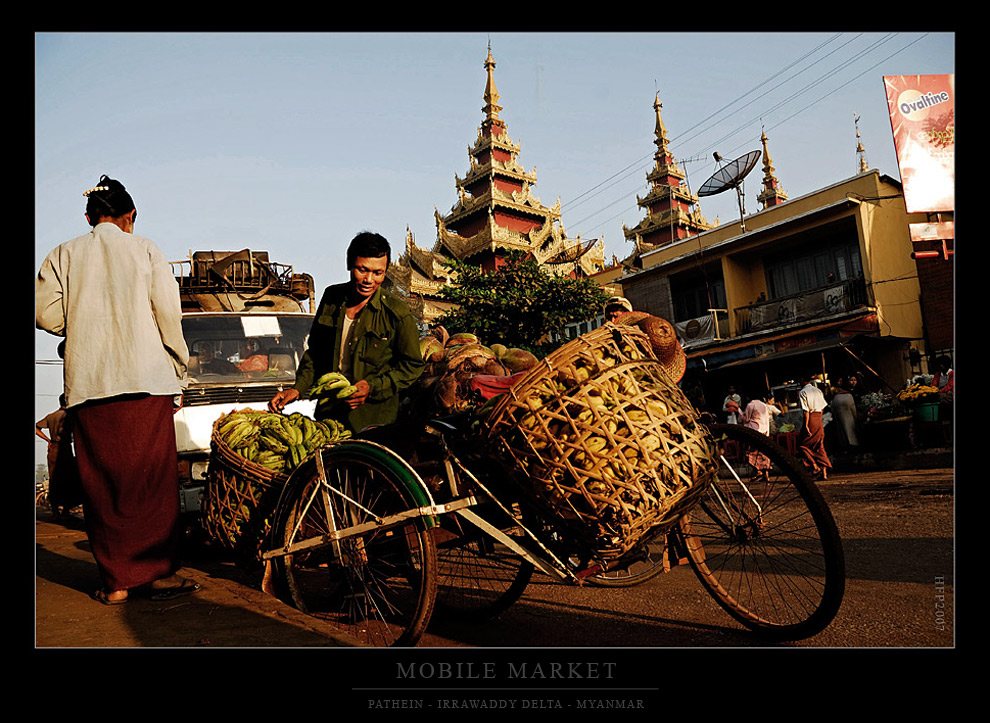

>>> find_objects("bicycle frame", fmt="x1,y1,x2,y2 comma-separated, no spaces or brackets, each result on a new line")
258,416,844,645
262,420,773,580
708,448,764,525
262,424,580,583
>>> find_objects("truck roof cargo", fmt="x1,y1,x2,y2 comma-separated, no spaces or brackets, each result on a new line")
171,249,314,314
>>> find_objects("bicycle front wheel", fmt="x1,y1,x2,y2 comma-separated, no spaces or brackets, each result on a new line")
680,423,845,640
269,443,438,647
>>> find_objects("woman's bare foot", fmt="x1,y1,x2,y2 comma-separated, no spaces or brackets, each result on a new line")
93,588,128,605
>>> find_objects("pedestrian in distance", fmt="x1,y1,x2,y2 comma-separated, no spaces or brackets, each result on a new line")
740,387,781,480
35,391,83,521
829,377,859,449
36,175,200,605
932,355,953,401
722,385,742,425
269,231,425,433
797,374,832,480
846,371,862,399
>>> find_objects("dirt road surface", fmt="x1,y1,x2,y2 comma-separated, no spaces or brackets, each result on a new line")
34,510,360,648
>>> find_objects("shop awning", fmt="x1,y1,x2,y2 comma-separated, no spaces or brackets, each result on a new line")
712,336,853,370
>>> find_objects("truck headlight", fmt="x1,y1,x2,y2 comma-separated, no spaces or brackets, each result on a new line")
191,461,209,482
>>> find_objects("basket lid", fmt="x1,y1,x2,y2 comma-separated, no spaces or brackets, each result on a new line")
615,314,686,383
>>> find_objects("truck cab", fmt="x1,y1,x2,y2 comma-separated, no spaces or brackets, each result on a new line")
171,250,317,520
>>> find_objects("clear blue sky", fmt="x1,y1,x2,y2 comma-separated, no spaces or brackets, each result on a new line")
33,31,954,467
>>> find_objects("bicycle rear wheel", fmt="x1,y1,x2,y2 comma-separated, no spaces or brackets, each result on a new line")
681,423,844,640
585,535,669,587
433,505,534,620
269,442,438,647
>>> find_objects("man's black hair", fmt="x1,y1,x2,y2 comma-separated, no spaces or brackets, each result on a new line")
346,231,391,269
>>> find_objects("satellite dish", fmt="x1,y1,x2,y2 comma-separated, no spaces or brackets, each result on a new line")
697,149,762,231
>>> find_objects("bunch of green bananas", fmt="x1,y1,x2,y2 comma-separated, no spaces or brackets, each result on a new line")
308,371,358,400
216,409,351,473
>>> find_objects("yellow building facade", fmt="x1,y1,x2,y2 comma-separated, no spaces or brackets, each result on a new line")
619,168,937,405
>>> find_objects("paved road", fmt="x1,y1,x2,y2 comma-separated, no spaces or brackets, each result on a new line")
33,464,955,716
35,466,953,650
34,511,360,648
417,467,955,648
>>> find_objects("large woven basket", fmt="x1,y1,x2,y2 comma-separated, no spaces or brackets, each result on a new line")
482,324,718,561
202,410,290,560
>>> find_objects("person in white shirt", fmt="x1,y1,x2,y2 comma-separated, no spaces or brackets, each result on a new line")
36,175,200,606
741,389,780,436
741,388,781,479
797,375,832,480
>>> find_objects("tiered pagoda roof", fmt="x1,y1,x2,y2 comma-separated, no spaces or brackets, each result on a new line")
389,45,606,322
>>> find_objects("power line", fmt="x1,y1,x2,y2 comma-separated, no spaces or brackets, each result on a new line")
671,33,857,152
562,33,849,216
699,34,899,159
567,33,932,239
766,33,930,136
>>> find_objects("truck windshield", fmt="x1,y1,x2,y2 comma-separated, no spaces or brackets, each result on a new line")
181,314,312,385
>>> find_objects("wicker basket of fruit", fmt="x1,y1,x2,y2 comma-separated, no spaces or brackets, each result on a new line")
202,408,350,559
482,324,718,562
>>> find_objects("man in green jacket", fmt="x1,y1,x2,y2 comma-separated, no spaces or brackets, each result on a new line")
269,231,424,432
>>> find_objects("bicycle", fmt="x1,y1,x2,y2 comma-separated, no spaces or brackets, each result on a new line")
258,414,844,646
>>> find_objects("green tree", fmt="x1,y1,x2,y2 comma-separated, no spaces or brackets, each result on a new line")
435,251,609,354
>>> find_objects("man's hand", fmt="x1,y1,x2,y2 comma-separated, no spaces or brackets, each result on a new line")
344,379,371,409
269,388,300,413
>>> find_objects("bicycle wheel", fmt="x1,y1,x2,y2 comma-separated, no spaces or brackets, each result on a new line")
432,504,534,620
269,442,438,647
680,423,844,640
585,535,669,587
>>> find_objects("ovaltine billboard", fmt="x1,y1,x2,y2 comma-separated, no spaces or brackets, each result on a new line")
884,74,954,213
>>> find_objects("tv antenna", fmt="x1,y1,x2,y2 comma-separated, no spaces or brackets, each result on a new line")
697,149,762,232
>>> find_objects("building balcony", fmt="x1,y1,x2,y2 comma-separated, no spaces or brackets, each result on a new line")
734,277,869,335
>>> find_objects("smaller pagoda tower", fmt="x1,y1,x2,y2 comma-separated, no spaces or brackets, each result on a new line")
756,130,788,210
622,93,712,266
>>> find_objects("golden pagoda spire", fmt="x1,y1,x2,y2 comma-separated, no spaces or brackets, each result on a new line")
653,92,669,156
760,129,773,171
482,42,502,124
854,113,869,173
757,128,788,209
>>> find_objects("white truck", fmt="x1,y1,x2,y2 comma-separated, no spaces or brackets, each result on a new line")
170,250,317,523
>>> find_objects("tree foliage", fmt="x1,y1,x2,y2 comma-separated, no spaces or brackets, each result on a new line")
435,250,610,354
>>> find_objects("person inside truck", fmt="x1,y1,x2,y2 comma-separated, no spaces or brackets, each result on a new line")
194,342,240,375
268,231,424,432
237,338,269,372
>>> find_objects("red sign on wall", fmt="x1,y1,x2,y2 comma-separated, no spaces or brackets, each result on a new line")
884,74,954,213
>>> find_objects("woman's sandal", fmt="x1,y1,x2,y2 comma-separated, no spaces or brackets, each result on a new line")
149,579,201,601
